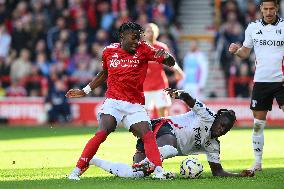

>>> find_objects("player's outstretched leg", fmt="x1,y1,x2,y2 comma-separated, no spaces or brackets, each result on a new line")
68,130,108,180
90,156,145,178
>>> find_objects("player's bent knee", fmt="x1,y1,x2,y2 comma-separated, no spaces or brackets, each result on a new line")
158,145,178,159
130,122,151,138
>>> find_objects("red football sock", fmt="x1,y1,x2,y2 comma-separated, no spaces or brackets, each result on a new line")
76,130,108,169
142,130,162,167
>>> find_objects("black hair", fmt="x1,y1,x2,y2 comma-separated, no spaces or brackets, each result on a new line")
118,22,144,37
215,109,237,130
261,0,279,5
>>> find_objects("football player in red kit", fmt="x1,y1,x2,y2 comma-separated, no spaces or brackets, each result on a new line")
143,23,184,117
66,22,175,180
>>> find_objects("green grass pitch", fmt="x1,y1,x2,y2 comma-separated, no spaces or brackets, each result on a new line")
0,126,283,189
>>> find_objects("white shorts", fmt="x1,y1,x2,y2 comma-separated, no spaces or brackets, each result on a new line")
144,89,171,110
98,98,150,130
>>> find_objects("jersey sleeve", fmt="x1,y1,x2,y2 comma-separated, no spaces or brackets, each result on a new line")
142,41,165,63
191,100,216,122
243,24,253,48
206,152,220,164
206,139,221,163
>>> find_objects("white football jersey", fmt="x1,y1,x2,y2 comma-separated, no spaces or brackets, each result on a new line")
166,100,220,163
243,17,284,82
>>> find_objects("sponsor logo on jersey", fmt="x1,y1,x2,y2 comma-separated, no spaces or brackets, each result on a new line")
256,39,284,46
193,127,202,150
110,58,140,68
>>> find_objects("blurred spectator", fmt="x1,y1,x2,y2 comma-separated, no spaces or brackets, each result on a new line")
98,1,114,32
244,0,258,24
179,41,208,99
32,39,50,61
35,52,51,77
47,16,66,50
46,79,71,123
152,0,174,24
0,80,5,97
10,49,32,81
25,65,42,97
51,40,70,75
49,0,68,24
0,1,8,25
230,56,252,98
94,28,109,46
89,42,103,75
11,19,32,54
0,57,10,77
221,0,245,25
74,43,91,63
217,11,244,80
6,79,27,97
0,24,11,58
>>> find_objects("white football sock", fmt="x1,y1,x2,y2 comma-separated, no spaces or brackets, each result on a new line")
89,156,144,178
71,167,81,175
252,119,266,164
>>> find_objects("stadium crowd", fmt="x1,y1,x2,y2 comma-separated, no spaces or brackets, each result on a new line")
0,0,180,98
2,0,279,99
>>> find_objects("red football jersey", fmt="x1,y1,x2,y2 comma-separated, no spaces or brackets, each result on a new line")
143,41,169,91
102,41,165,104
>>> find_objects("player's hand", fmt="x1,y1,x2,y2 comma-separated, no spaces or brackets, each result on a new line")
65,89,86,98
240,169,254,177
228,43,241,54
154,49,169,58
163,88,185,99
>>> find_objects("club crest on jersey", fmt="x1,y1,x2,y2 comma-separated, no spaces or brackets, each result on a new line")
251,100,257,108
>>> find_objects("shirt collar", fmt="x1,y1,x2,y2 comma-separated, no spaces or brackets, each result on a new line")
261,16,280,26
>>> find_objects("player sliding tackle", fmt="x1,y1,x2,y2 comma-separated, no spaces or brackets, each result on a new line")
85,88,254,178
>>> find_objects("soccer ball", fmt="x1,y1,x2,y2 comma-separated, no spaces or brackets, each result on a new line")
180,157,203,179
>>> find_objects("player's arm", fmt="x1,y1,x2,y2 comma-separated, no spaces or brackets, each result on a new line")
164,88,195,107
154,49,175,67
228,44,252,59
229,23,253,59
208,161,254,177
170,63,184,81
65,68,108,98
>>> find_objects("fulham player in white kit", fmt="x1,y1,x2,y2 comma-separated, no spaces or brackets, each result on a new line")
229,0,284,171
85,88,254,178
